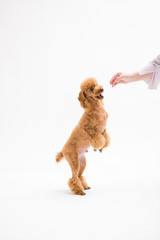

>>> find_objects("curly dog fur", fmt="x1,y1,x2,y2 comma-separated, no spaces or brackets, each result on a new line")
56,78,110,195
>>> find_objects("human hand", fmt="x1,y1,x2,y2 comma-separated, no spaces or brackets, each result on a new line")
110,72,140,87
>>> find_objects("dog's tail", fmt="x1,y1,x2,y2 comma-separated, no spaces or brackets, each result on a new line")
56,151,64,163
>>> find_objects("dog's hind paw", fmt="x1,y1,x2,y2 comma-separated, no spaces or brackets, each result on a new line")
79,176,91,191
76,190,86,195
68,178,85,195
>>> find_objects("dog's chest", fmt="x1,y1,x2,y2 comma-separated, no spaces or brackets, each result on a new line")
93,109,108,129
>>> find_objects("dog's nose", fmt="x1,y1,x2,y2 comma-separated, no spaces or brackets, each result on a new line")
100,88,103,92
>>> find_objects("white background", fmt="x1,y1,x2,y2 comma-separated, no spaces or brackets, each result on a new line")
0,0,160,239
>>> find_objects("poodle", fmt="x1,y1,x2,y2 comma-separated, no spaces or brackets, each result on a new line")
56,77,110,195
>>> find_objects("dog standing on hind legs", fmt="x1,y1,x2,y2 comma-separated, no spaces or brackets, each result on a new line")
56,78,110,195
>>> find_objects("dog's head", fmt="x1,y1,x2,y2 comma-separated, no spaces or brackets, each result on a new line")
78,78,104,110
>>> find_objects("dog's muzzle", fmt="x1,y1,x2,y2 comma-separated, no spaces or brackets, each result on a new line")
96,88,104,99
96,94,104,99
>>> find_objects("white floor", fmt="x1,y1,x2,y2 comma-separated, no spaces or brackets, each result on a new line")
0,142,160,240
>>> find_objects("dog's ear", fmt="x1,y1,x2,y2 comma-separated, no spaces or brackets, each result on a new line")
78,91,86,109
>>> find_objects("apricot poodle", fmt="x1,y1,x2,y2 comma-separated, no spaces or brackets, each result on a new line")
56,78,110,195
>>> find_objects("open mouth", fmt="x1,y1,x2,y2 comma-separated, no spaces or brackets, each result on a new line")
96,94,104,99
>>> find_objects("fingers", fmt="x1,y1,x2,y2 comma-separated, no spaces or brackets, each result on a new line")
110,72,127,87
112,75,123,86
111,76,121,87
110,72,123,87
110,72,121,85
112,80,119,87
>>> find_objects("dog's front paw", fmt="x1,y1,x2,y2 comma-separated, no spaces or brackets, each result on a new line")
99,148,103,153
94,148,97,152
89,133,105,150
84,186,91,190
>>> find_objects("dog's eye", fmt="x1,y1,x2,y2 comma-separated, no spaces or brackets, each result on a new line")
90,88,94,92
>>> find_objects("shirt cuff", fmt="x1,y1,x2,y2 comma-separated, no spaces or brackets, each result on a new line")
138,56,160,90
138,65,158,90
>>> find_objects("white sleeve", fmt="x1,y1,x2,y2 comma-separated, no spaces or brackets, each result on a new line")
137,54,160,89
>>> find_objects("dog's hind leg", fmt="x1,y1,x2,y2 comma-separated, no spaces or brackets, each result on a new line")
79,154,91,190
66,153,85,195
